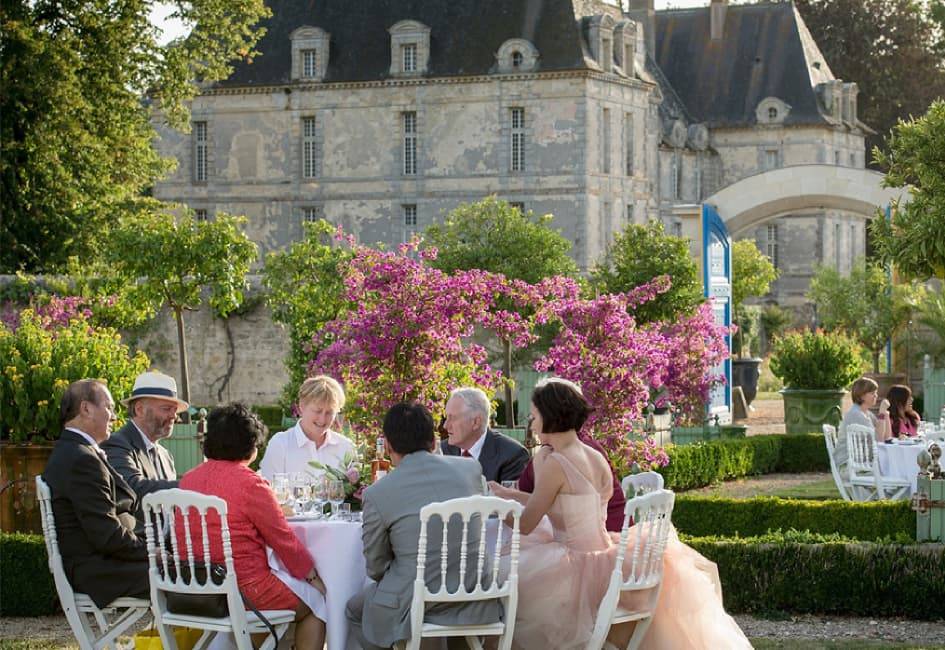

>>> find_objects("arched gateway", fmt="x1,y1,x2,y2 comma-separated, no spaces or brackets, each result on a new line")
698,164,910,421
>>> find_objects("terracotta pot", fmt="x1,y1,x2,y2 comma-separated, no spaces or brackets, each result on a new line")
0,442,54,534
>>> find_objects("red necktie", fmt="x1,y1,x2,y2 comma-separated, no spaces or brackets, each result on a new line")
461,450,472,458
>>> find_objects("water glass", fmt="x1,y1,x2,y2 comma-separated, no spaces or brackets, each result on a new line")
291,473,312,515
327,480,345,519
337,503,352,521
501,480,519,491
272,473,290,507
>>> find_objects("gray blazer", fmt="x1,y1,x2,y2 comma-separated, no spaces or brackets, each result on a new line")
355,451,503,648
102,421,178,493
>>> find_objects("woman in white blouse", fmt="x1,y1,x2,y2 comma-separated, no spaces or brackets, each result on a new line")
838,377,893,464
259,375,355,481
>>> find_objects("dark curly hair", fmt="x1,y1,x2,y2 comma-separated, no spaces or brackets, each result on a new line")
203,402,268,461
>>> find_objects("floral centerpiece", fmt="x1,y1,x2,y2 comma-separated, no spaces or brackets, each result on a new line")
309,450,372,509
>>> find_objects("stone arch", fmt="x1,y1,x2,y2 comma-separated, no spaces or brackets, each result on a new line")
704,164,910,236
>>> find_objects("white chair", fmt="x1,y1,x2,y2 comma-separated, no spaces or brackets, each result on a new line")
34,476,150,650
588,489,676,650
846,425,911,501
395,495,523,650
142,489,296,650
822,424,852,501
621,471,665,498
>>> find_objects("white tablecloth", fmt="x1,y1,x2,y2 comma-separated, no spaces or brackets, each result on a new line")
877,441,926,495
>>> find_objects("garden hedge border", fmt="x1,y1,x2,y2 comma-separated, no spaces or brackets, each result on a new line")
0,533,58,616
688,534,945,619
658,434,829,490
674,496,914,541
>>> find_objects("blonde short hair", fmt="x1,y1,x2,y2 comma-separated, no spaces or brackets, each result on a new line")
298,375,345,412
850,377,878,405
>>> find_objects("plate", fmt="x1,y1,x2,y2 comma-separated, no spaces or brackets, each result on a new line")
286,514,321,522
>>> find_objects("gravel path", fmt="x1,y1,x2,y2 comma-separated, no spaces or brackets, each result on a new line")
3,614,944,647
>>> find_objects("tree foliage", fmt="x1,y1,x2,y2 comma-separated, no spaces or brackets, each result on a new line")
262,220,353,409
870,100,945,281
807,260,919,372
795,0,945,163
591,220,703,324
731,239,779,357
104,209,258,405
0,0,270,272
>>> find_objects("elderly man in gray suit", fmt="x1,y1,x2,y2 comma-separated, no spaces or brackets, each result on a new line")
346,402,503,650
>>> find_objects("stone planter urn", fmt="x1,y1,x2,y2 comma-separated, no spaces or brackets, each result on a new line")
780,388,846,435
732,358,764,406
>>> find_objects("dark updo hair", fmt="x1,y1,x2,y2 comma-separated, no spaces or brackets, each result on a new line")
383,401,435,455
531,379,593,434
203,402,268,461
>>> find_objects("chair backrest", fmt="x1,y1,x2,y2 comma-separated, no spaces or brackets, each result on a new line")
34,476,80,613
410,496,522,630
822,424,838,455
846,424,877,476
615,490,675,592
621,471,665,498
142,489,249,640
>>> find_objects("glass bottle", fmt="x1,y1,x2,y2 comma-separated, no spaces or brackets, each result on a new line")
371,435,391,482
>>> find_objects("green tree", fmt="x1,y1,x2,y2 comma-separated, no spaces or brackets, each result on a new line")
262,220,353,409
870,100,945,281
424,197,579,426
795,0,945,164
105,209,258,412
591,220,703,324
1,0,270,273
731,239,779,357
807,260,919,373
915,288,945,365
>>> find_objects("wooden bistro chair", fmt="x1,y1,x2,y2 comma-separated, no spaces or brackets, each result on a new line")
588,489,676,650
35,476,150,650
142,489,296,650
395,495,523,650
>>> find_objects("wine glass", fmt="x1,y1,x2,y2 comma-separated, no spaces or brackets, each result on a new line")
291,473,312,515
272,473,290,509
327,480,345,519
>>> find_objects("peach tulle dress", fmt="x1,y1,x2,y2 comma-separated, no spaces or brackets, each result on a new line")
509,452,751,650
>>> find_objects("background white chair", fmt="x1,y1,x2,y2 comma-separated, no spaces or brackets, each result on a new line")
588,489,676,650
846,425,911,501
396,495,523,650
822,424,852,501
142,488,296,650
35,476,150,650
621,471,665,498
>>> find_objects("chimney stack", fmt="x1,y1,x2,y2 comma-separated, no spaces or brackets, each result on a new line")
627,0,655,61
710,0,728,41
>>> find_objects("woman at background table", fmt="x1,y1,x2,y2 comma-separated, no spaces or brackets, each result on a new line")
180,403,327,648
840,378,892,457
490,379,750,649
887,384,921,438
260,375,355,481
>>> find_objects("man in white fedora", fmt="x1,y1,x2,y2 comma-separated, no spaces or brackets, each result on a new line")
102,371,187,523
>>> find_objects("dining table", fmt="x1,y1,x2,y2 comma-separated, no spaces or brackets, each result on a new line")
876,439,929,495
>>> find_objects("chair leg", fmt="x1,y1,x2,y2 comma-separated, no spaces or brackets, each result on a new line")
155,619,179,650
94,606,150,650
465,636,485,650
626,615,653,650
63,606,98,650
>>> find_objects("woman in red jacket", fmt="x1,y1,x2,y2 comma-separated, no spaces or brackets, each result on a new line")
180,403,326,648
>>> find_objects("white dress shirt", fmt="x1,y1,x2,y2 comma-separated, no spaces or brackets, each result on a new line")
258,423,356,481
465,431,488,461
65,427,107,461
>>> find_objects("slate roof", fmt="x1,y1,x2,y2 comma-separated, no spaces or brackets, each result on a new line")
216,0,591,87
654,2,831,128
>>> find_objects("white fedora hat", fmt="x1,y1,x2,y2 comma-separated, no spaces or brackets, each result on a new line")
122,371,189,413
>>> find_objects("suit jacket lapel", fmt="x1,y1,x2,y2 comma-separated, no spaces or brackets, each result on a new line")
478,431,498,479
125,422,160,479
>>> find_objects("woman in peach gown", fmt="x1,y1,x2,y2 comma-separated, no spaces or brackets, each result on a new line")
490,378,750,650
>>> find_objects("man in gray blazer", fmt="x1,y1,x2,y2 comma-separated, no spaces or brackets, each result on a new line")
102,372,185,530
347,402,503,650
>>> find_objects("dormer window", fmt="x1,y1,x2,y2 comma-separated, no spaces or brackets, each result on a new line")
755,96,791,124
495,39,539,73
613,20,637,77
290,26,330,82
389,20,431,77
768,107,778,120
586,15,616,73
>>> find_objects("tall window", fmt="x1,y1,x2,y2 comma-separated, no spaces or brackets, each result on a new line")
850,224,856,267
601,108,611,174
302,116,317,179
764,149,778,170
624,113,634,176
671,151,681,199
302,49,317,78
194,209,208,222
510,107,525,172
766,224,779,268
402,204,417,242
626,203,633,223
302,206,323,224
835,223,842,270
835,150,841,165
403,112,417,175
671,222,683,237
402,43,417,72
193,121,207,182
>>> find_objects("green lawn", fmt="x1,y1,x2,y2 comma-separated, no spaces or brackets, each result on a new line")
752,640,945,650
684,473,842,500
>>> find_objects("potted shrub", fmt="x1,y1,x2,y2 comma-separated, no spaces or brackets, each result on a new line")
769,330,864,434
0,307,149,533
731,240,779,406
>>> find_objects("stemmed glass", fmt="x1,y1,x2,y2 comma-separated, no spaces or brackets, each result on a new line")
291,473,312,515
272,473,290,510
327,480,345,520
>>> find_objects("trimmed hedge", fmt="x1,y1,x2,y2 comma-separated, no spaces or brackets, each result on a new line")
674,496,914,541
658,434,829,490
688,534,945,619
0,533,58,616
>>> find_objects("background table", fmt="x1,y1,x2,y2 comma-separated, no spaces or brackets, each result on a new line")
877,441,927,495
269,518,369,650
